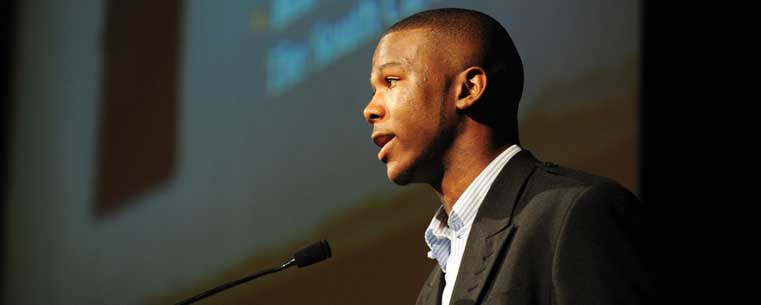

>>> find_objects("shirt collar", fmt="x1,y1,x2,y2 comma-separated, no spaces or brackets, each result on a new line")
424,145,522,270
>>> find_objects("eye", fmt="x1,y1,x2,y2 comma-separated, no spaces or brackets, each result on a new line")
385,77,400,87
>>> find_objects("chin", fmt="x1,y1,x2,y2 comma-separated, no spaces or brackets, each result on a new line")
386,162,417,185
388,174,413,185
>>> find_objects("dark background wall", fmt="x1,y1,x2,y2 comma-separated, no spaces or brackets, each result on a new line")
1,1,652,304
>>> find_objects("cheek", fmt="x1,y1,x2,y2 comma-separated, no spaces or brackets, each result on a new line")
390,82,441,149
395,111,437,157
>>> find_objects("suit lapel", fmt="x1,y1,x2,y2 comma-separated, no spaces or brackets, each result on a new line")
447,150,538,305
416,267,445,305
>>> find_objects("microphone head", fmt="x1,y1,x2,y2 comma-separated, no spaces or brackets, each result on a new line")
294,240,331,268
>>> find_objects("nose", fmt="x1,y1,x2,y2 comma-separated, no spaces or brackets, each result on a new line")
363,95,385,124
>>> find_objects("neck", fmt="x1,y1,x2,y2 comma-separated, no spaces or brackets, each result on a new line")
430,126,514,215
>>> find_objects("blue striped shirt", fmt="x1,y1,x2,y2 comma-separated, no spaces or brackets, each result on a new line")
424,145,522,305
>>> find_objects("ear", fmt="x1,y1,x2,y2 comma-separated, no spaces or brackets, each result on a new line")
454,66,487,111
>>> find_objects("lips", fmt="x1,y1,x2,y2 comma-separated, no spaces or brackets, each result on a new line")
371,132,396,162
372,133,395,148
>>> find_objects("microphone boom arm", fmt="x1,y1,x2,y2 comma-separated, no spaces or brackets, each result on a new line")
171,240,330,305
173,258,296,305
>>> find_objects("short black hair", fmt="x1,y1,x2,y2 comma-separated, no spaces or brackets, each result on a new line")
385,8,524,140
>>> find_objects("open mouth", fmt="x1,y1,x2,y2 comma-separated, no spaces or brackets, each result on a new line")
372,133,395,148
371,133,396,162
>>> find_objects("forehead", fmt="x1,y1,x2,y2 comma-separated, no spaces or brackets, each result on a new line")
371,29,435,70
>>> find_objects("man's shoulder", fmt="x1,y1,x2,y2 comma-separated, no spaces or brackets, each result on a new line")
502,159,648,248
509,159,643,224
528,161,636,200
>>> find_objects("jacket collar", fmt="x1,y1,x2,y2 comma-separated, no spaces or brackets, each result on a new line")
446,150,539,305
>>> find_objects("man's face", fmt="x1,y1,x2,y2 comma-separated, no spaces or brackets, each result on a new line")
364,29,458,185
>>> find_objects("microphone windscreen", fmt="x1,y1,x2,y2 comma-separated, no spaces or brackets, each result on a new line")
294,240,331,268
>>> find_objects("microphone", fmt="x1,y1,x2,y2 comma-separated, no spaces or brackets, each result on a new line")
173,240,332,305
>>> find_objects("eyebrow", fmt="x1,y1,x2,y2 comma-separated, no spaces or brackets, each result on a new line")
370,61,404,88
374,61,403,73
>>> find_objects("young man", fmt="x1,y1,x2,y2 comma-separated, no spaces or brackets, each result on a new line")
364,8,654,305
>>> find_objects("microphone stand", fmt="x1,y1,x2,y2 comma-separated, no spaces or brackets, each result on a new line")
172,258,296,305
171,240,330,305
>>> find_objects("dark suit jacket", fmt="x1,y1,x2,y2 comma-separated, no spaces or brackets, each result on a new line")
415,150,655,305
